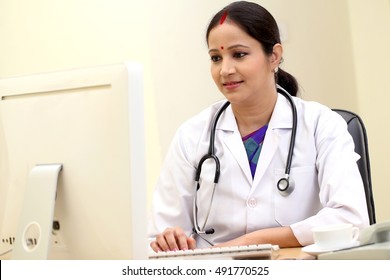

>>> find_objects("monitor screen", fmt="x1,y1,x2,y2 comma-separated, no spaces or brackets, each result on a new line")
0,62,148,259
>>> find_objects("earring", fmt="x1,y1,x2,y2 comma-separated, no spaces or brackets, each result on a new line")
274,67,279,73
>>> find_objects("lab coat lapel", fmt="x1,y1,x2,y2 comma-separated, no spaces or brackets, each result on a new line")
218,106,253,185
215,95,294,188
251,127,279,188
252,94,293,188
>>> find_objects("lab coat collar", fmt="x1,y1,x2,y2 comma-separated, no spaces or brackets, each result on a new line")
214,102,236,132
214,94,294,187
269,93,294,130
215,93,294,132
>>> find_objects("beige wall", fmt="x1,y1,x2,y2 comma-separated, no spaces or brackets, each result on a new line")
347,0,390,222
0,0,388,221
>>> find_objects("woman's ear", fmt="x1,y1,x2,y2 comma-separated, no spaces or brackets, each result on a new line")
270,43,283,70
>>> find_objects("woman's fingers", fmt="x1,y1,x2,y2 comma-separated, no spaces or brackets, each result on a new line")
151,227,196,252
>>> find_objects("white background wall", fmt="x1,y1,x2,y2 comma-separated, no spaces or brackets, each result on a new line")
0,0,389,222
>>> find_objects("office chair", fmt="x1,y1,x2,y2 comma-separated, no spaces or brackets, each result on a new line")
332,109,376,225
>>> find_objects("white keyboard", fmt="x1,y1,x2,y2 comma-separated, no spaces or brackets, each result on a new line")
149,244,279,260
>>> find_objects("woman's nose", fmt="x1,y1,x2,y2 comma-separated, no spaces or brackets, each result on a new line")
220,59,235,76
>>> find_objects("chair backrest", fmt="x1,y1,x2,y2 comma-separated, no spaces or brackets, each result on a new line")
332,109,376,224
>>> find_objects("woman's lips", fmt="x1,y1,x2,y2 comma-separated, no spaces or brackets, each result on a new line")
223,81,243,90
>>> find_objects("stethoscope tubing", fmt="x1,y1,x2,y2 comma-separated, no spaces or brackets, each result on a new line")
195,100,230,185
193,85,297,237
276,85,297,176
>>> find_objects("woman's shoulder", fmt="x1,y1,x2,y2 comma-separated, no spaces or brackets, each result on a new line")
294,97,345,121
170,100,228,158
293,97,330,112
293,97,349,136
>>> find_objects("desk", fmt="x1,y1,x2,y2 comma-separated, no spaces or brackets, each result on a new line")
1,246,314,260
277,247,315,260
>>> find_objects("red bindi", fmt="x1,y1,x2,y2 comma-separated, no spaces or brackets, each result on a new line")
221,46,224,50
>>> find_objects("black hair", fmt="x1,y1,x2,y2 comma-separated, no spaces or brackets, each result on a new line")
206,1,298,96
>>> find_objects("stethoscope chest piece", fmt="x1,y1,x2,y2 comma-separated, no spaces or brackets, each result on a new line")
277,175,295,196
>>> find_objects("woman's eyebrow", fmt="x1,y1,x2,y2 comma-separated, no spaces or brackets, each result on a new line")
208,44,250,53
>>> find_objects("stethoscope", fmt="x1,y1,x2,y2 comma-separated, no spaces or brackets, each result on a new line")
192,85,298,240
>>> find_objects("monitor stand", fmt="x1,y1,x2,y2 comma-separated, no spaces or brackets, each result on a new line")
12,164,62,259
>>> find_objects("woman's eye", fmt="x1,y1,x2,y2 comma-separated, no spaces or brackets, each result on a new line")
210,55,221,62
233,52,247,58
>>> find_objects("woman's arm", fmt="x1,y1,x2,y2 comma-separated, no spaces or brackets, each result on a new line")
214,226,301,248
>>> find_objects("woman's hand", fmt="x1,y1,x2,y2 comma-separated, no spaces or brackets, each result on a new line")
150,226,196,252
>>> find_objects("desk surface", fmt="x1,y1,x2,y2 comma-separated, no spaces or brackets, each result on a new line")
277,247,315,260
1,246,313,260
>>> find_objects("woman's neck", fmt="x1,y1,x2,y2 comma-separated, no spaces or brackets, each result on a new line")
232,92,277,137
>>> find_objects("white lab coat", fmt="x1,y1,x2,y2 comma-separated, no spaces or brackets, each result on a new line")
148,94,370,247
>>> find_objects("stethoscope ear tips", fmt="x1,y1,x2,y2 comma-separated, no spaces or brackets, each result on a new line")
277,175,295,196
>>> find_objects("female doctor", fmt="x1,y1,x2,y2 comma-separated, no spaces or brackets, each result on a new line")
149,1,369,252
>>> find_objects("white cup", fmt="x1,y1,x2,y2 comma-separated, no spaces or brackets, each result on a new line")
312,223,359,249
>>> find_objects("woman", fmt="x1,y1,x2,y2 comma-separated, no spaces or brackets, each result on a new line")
148,1,369,252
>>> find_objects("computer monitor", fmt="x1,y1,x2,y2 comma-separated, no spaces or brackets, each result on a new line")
0,62,148,259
